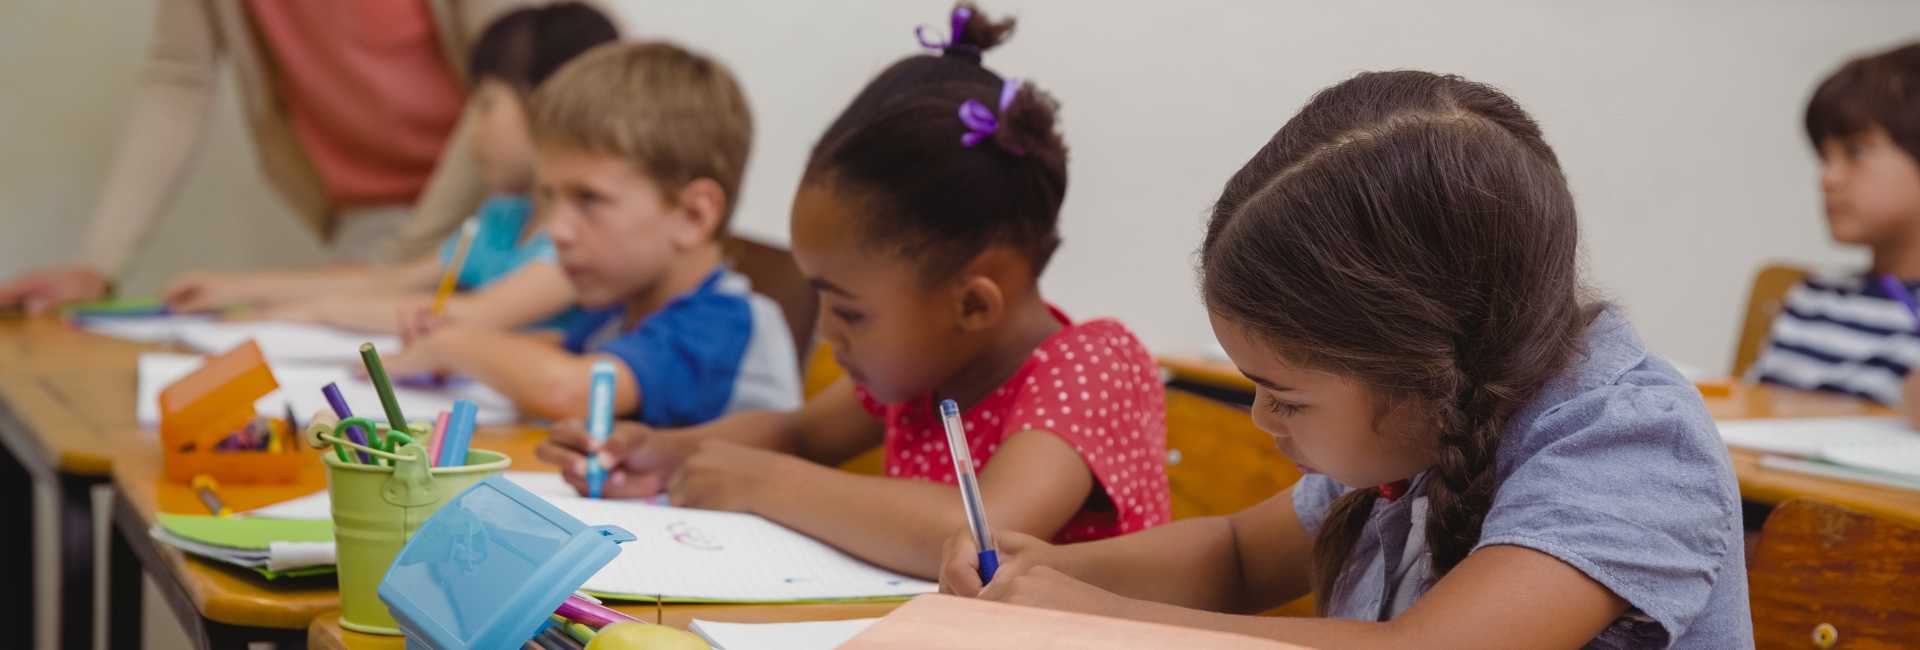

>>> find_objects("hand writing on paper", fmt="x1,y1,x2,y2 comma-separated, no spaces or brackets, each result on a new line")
395,296,452,345
941,531,1134,617
163,270,264,313
666,439,783,512
940,529,1052,597
538,420,702,498
0,265,110,315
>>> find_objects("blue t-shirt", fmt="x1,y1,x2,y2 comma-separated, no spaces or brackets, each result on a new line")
1292,307,1749,648
438,195,582,330
563,267,802,428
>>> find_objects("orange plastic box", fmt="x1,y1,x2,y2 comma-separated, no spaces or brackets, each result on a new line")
158,340,309,483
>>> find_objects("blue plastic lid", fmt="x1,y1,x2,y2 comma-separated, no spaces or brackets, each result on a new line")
378,476,634,650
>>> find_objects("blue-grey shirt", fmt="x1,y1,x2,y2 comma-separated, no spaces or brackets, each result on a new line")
1292,307,1750,648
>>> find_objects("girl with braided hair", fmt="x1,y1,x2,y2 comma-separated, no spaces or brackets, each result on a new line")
941,70,1748,649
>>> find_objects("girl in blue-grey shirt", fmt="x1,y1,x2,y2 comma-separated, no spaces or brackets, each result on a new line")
940,70,1750,649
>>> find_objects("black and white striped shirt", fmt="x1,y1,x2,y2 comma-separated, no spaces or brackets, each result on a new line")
1751,271,1920,405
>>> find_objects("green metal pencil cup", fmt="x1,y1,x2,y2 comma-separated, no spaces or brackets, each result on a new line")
316,417,509,635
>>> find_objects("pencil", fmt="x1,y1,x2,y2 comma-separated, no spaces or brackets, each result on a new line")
431,219,480,316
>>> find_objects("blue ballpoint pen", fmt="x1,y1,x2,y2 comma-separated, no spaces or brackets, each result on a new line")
939,399,999,583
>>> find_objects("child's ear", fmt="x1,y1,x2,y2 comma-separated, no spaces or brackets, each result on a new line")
671,178,729,247
955,274,1005,333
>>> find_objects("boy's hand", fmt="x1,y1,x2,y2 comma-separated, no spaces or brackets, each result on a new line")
666,439,785,512
538,419,702,498
396,296,451,345
940,530,1054,597
373,331,452,378
163,271,261,313
0,265,110,315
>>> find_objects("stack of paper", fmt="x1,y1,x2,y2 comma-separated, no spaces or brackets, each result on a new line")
137,353,516,427
690,618,880,650
79,317,401,363
1717,416,1920,487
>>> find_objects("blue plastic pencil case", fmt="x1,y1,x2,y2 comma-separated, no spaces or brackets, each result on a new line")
378,476,634,650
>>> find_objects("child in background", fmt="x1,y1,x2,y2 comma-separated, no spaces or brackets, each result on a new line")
160,3,618,336
381,42,801,424
939,71,1749,648
537,4,1170,580
1750,43,1920,415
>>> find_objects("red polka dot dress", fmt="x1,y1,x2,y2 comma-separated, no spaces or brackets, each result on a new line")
856,306,1171,543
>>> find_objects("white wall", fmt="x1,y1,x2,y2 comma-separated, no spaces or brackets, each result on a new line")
6,1,1919,373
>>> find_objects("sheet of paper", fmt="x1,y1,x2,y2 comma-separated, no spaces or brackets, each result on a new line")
1818,440,1920,481
1714,416,1920,457
244,472,586,520
138,353,516,428
550,496,937,602
77,314,215,344
173,321,402,365
690,618,880,650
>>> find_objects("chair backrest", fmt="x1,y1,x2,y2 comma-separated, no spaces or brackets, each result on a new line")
722,235,818,367
1163,388,1302,520
1731,264,1811,378
1748,498,1920,649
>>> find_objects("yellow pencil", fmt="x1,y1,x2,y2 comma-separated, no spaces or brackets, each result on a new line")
431,218,480,316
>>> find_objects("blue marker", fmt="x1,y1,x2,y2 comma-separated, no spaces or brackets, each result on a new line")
585,360,616,498
436,399,477,467
939,399,998,583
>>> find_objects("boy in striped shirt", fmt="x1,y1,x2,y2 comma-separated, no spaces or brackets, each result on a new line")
1751,42,1920,410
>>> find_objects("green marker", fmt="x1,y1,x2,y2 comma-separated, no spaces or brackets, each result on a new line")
358,342,411,436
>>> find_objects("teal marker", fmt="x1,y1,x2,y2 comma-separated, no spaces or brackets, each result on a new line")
585,360,616,498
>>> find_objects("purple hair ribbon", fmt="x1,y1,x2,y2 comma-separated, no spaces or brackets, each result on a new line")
959,78,1024,152
916,6,975,51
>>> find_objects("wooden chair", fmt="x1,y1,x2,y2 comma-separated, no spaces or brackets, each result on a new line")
722,235,818,367
1164,388,1302,520
1731,264,1810,378
1748,498,1920,648
1162,388,1314,617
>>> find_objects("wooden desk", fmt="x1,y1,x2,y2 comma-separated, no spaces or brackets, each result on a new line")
0,316,163,649
1159,355,1920,524
111,425,551,648
307,601,903,649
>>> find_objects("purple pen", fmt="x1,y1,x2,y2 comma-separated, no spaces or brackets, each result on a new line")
1880,274,1920,332
322,382,373,463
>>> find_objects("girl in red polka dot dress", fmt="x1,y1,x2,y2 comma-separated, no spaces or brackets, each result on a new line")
537,3,1171,579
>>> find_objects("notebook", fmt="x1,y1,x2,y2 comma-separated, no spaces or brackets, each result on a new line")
549,496,938,603
137,353,516,428
1718,416,1920,484
150,514,336,579
1715,416,1920,457
690,618,880,650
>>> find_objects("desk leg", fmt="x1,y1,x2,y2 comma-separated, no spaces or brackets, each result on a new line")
0,440,33,649
108,520,143,650
58,473,102,650
111,491,309,650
